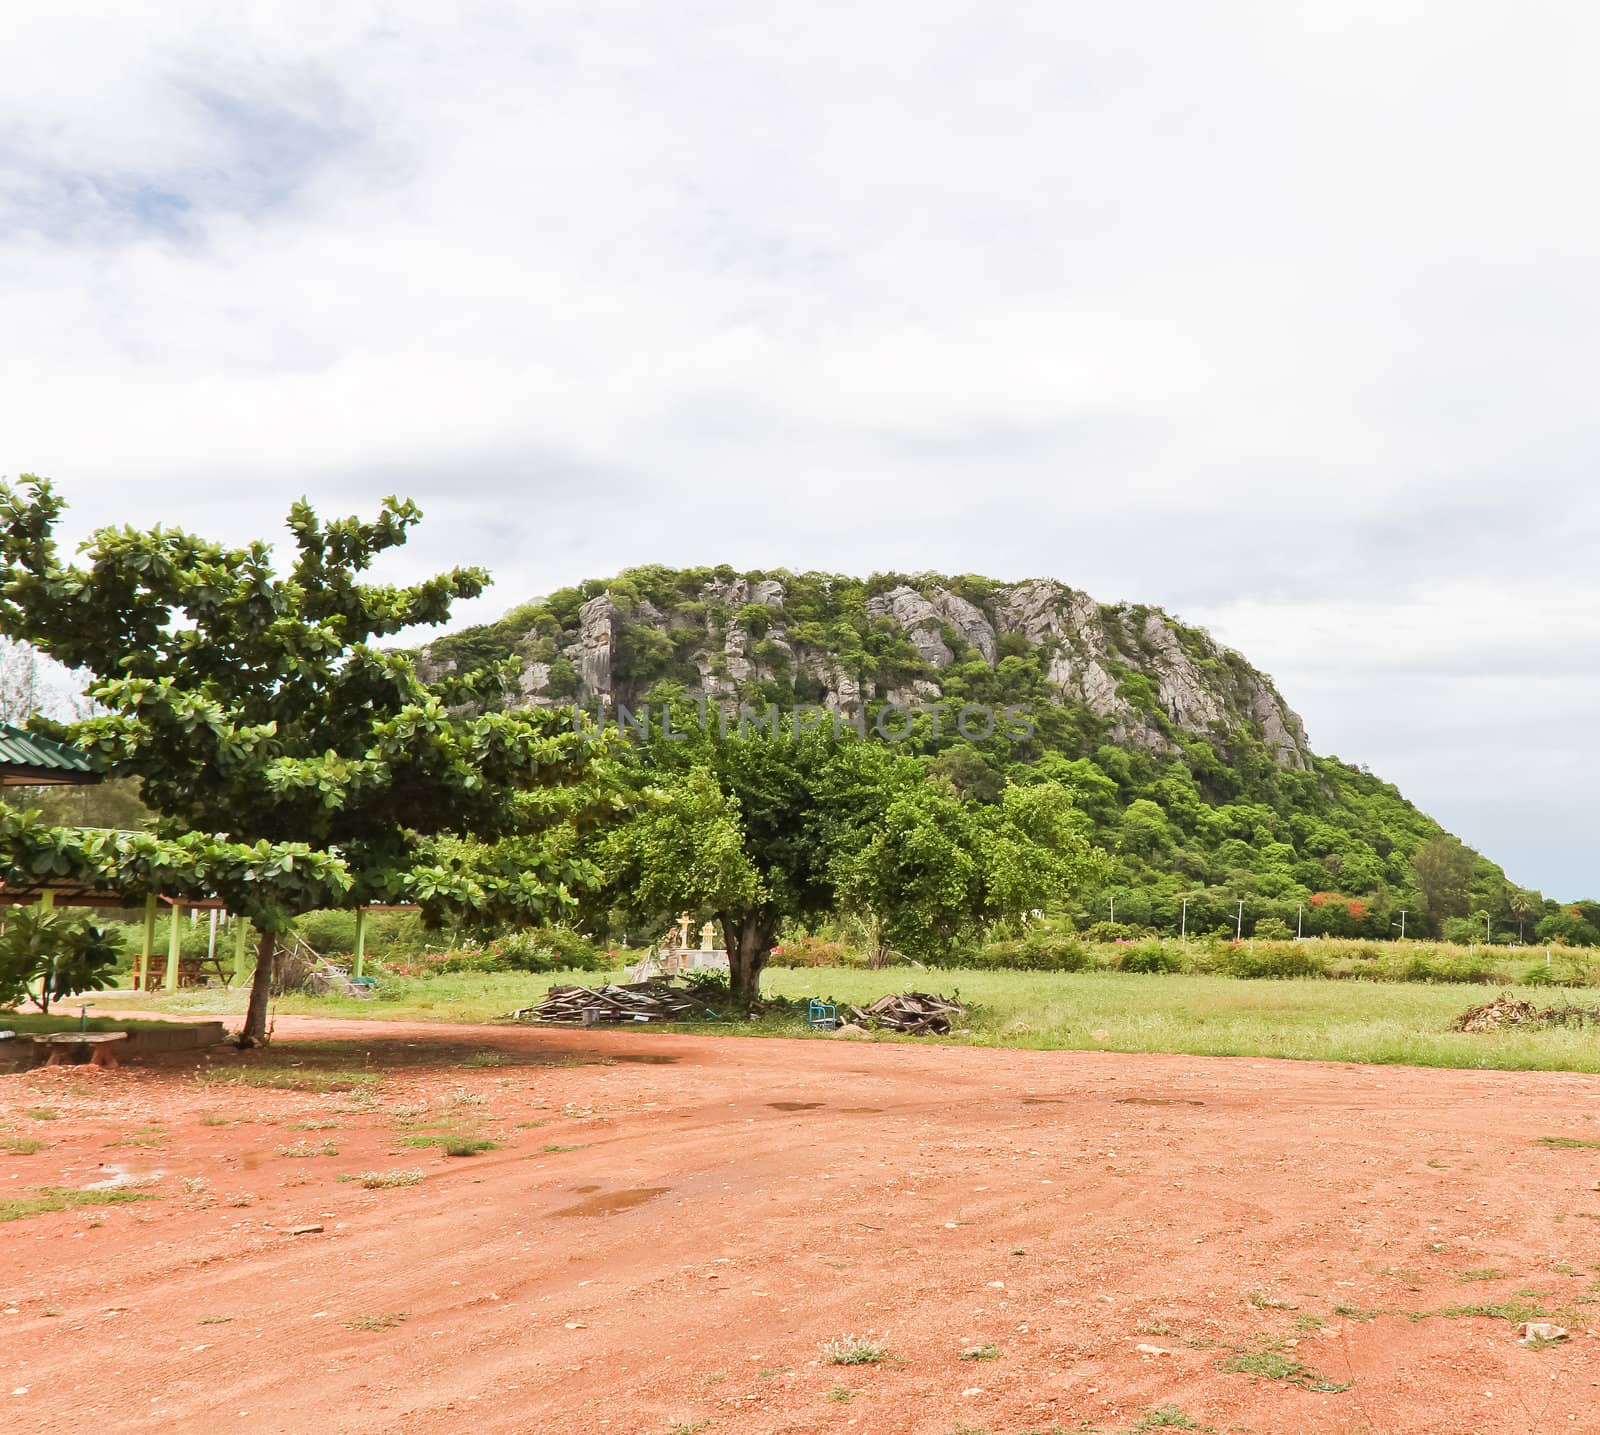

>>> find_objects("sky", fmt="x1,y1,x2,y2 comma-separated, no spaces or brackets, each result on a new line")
4,2,1599,895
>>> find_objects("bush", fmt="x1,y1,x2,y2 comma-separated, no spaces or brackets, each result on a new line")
1082,921,1136,943
525,925,605,970
0,910,123,1013
1118,943,1185,974
1402,955,1497,985
772,934,856,967
1224,944,1328,980
1253,917,1294,941
953,934,1088,972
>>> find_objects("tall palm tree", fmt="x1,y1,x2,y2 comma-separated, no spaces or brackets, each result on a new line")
1507,886,1541,944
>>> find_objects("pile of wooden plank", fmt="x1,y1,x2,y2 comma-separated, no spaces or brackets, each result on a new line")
847,991,966,1035
512,980,706,1025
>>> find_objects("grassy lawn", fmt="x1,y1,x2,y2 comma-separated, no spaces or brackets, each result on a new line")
0,1010,174,1035
79,965,1600,1074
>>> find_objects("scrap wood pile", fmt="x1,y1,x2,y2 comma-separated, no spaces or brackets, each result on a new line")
1453,992,1600,1033
511,979,710,1025
847,991,966,1035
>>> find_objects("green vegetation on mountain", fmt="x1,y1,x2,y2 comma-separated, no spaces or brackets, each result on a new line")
424,564,1571,947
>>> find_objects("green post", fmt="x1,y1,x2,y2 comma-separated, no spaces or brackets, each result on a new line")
233,918,249,985
354,907,367,978
164,903,182,993
39,889,54,912
139,893,156,991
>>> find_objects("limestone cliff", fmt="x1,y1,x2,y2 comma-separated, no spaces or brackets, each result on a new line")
419,568,1312,770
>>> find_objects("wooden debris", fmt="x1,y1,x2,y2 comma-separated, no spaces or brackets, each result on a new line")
1453,994,1600,1032
847,992,966,1036
512,980,706,1025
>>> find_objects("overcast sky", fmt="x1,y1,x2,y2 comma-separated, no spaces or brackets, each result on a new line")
5,3,1598,895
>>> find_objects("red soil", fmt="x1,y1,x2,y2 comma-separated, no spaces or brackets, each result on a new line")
4,1016,1600,1434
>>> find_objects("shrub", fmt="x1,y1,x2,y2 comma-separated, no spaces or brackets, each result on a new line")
1118,943,1185,974
1082,921,1135,943
1253,917,1294,941
0,909,123,1013
524,925,605,970
955,935,1088,972
1402,955,1497,985
773,934,855,967
1225,944,1328,980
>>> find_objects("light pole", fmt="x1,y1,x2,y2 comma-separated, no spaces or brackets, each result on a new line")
1395,909,1408,941
1236,899,1244,941
1181,896,1188,940
1296,902,1303,941
1110,895,1115,924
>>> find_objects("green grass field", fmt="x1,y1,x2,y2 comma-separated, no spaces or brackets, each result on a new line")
74,964,1600,1074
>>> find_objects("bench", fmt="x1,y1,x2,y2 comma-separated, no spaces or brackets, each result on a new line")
34,1032,129,1069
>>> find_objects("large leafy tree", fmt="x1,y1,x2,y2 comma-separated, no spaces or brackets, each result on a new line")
0,477,614,1042
602,706,1102,1004
1410,834,1476,936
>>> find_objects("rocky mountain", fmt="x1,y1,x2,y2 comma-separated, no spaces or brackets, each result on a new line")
420,567,1310,770
418,564,1535,938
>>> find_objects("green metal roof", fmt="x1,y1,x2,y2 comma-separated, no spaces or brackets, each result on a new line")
0,722,100,784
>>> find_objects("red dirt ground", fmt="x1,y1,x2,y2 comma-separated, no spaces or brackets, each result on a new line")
4,1017,1600,1435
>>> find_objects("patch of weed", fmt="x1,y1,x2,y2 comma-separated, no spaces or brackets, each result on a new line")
820,1334,888,1365
343,1312,406,1331
0,1188,155,1223
359,1169,425,1188
1218,1342,1349,1393
1130,1407,1209,1432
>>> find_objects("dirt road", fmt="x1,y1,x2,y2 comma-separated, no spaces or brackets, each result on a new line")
4,1017,1599,1433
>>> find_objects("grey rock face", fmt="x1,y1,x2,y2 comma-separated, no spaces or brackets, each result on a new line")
422,572,1314,770
574,595,623,701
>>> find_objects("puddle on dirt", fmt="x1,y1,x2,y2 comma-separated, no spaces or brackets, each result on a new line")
1022,1097,1070,1105
768,1101,824,1111
552,1187,670,1218
1117,1097,1205,1107
840,1107,882,1114
84,1165,162,1191
240,1150,266,1169
570,1184,601,1194
611,1053,679,1065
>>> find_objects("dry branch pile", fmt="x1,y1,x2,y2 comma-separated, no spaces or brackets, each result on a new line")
847,992,966,1035
512,980,707,1025
1453,993,1600,1033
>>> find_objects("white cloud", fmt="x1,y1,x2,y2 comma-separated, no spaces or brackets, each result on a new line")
4,1,1599,890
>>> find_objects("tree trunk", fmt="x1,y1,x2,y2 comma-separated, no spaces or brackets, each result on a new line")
239,931,277,1047
721,915,775,1012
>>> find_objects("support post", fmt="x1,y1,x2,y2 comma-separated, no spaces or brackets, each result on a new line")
139,893,156,991
164,903,182,993
354,908,367,978
234,918,249,985
39,889,55,912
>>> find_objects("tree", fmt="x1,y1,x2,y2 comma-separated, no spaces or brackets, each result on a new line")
1410,835,1475,935
604,724,840,1007
1507,886,1541,943
0,477,612,1042
835,775,1098,966
0,906,122,1014
602,709,1103,1003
